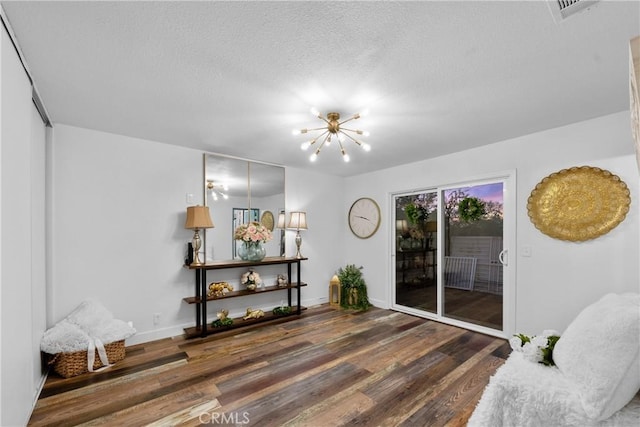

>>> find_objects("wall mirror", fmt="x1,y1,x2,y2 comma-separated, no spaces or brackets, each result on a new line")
203,153,285,261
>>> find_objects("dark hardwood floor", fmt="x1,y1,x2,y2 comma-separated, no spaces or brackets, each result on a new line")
30,305,510,426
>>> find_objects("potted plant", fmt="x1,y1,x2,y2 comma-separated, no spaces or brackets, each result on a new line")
337,264,371,311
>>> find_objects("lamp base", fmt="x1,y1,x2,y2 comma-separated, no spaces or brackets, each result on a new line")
294,230,303,259
191,229,203,265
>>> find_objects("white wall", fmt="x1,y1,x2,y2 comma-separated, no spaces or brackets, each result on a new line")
344,111,639,335
51,112,639,346
50,125,345,344
50,125,204,343
0,24,47,426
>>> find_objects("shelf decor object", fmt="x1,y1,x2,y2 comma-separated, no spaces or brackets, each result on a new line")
241,269,261,291
287,211,308,258
293,108,371,163
527,166,631,242
329,275,341,306
185,205,214,265
234,221,272,261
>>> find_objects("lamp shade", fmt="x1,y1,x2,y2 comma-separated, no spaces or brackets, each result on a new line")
276,212,286,229
185,206,214,230
396,219,409,233
287,211,308,230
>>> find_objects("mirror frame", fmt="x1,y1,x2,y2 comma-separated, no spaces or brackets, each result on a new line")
202,153,285,262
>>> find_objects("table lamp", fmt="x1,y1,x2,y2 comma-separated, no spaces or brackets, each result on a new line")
185,205,214,265
287,211,307,259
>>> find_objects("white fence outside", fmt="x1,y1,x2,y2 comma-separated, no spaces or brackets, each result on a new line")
449,236,503,294
444,256,477,290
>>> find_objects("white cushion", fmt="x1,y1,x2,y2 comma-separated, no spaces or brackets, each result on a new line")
553,293,640,421
41,299,136,354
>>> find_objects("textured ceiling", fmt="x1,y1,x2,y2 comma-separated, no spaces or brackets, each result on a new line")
2,1,639,177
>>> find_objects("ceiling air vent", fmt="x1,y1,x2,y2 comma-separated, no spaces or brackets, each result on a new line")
548,0,599,23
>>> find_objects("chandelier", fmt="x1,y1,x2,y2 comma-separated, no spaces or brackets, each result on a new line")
292,108,371,162
206,180,228,201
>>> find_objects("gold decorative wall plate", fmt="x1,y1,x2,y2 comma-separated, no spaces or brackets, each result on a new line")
527,166,631,241
261,210,275,231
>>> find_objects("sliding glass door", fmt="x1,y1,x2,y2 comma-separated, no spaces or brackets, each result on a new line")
442,182,504,330
394,191,439,314
392,174,513,336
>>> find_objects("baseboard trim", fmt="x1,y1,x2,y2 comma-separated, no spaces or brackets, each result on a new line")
126,296,328,346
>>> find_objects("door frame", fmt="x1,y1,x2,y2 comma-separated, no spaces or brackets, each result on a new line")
389,170,516,338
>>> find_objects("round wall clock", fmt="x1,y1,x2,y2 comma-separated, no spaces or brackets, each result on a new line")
348,197,381,239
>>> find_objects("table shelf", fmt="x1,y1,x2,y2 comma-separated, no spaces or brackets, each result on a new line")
182,256,307,338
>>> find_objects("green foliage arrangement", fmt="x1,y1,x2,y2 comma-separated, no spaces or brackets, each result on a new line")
211,317,233,328
272,306,292,316
337,264,371,311
458,197,487,222
404,203,421,224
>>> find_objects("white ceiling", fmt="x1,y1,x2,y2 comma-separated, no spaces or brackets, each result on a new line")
2,1,639,177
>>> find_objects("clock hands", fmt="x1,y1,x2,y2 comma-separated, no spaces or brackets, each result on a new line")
355,215,372,222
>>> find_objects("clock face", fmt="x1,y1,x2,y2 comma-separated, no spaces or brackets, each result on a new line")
349,197,381,239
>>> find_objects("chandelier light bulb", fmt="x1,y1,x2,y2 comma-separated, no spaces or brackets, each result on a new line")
292,129,300,136
293,110,371,163
360,109,370,117
223,194,229,200
212,193,218,201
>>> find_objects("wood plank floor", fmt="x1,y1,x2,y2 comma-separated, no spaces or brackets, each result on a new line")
29,305,510,427
396,286,503,330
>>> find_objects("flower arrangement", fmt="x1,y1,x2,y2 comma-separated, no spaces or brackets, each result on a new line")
241,269,262,290
234,221,272,243
509,330,561,366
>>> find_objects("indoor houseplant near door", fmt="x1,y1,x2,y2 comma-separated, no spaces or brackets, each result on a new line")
337,264,371,311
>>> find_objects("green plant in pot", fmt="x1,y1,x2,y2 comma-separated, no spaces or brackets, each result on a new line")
337,264,371,311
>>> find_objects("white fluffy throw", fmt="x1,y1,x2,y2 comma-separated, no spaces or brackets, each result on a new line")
469,293,640,427
41,299,136,354
468,352,640,427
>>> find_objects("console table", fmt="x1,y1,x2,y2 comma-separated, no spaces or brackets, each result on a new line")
183,256,307,338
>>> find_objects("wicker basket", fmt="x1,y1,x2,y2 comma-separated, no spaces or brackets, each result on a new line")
49,340,126,378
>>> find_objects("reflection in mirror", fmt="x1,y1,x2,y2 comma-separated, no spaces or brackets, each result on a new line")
203,154,285,261
248,161,286,259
